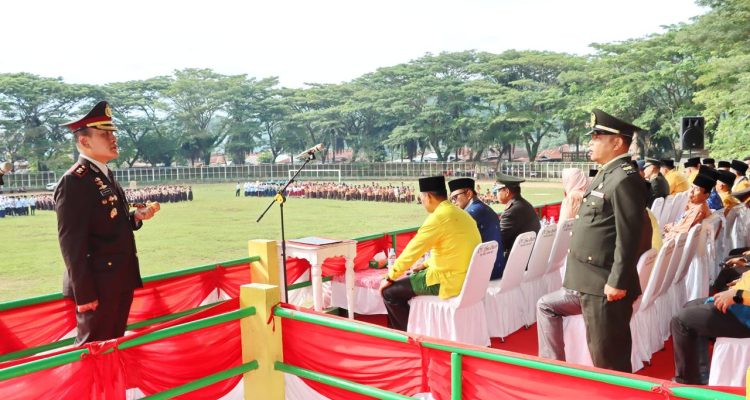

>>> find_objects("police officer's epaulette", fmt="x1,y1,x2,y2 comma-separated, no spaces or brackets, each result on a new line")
620,162,638,176
71,163,88,178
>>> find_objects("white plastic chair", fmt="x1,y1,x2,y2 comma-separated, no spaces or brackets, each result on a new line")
520,224,558,326
686,218,716,301
484,232,536,339
668,192,689,224
407,241,498,347
709,337,750,387
659,195,675,227
632,239,676,363
544,219,575,293
650,196,664,219
653,232,687,343
562,249,658,372
671,224,702,314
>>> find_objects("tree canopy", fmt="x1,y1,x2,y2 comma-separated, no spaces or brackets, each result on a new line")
1,0,748,170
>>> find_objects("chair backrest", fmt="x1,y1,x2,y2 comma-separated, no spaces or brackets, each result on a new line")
659,195,675,226
523,224,558,281
499,231,537,291
632,249,658,313
546,219,575,274
669,192,689,224
650,197,664,219
453,241,498,309
639,238,675,309
655,232,687,296
674,224,702,284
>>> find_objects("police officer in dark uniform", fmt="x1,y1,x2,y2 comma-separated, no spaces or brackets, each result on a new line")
537,109,652,373
55,101,160,345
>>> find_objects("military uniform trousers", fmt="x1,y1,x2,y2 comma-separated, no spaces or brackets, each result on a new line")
381,269,440,331
537,287,636,372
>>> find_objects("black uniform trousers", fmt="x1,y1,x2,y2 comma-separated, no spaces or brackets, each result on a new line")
671,298,750,384
580,292,636,373
75,289,134,345
381,270,440,331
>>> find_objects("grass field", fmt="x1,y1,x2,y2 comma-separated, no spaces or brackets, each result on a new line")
0,181,562,302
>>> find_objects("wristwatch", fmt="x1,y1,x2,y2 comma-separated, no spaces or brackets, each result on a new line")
733,289,744,305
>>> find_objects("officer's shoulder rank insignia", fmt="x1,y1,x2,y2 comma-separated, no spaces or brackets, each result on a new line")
72,163,88,177
620,162,637,175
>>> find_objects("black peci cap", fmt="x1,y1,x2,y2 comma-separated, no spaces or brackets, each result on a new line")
683,157,700,169
661,159,675,169
717,170,737,187
692,174,716,193
448,178,475,192
418,176,447,197
731,160,748,175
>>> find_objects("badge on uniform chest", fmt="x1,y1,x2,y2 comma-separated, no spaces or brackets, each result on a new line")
94,177,119,218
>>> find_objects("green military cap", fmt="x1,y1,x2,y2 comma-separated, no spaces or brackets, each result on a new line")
587,109,642,138
495,173,524,189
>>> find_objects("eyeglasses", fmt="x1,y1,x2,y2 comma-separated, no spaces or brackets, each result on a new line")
450,190,468,202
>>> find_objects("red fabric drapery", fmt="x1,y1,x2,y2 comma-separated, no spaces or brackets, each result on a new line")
0,262,254,357
0,300,243,400
394,231,418,255
540,203,561,222
280,304,702,400
0,298,76,356
282,305,424,399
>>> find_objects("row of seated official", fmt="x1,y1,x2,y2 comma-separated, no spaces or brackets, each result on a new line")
672,186,750,385
379,174,541,331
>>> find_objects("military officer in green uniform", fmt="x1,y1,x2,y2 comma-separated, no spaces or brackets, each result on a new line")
536,109,652,372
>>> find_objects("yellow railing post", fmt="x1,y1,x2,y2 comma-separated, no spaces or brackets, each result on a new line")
240,283,284,400
248,239,280,286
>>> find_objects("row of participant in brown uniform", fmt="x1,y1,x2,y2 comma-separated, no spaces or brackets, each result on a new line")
31,185,193,212
242,181,418,203
125,185,193,205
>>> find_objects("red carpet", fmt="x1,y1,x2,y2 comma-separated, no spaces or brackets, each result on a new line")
354,313,745,396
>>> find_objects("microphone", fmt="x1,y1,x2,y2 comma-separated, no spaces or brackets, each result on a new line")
295,144,324,160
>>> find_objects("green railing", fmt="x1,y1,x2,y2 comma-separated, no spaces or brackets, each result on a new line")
273,305,743,400
0,256,259,312
0,306,256,398
0,301,226,363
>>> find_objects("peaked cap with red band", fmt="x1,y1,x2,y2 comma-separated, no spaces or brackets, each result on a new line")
61,101,117,132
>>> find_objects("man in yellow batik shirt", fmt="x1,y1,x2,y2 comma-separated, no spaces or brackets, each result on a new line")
661,159,689,195
379,175,481,331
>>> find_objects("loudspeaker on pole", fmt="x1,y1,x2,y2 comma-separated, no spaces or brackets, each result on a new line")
681,116,705,150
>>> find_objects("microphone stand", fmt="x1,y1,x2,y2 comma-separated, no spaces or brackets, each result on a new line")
256,152,316,303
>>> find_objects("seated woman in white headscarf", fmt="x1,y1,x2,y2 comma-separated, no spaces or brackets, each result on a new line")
559,168,589,222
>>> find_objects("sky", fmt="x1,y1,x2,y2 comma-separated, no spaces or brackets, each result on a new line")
1,0,707,88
